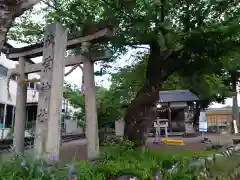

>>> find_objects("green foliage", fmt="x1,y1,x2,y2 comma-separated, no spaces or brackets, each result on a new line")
8,8,45,44
64,84,85,126
65,83,122,129
110,54,231,107
110,54,147,105
206,155,240,179
9,0,240,60
96,86,122,128
0,156,64,179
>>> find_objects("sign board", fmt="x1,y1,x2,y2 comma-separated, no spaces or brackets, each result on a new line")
199,121,208,132
199,111,208,132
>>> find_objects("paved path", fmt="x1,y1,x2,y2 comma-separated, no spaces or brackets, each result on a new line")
59,139,87,163
0,139,88,163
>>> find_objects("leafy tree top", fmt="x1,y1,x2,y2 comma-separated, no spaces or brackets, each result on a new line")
8,0,240,72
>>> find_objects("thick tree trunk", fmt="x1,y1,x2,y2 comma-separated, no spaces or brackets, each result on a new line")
124,85,159,146
123,40,174,146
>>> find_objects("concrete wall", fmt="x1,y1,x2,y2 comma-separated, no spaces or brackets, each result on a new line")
0,128,32,139
65,120,83,134
0,53,17,69
0,53,40,104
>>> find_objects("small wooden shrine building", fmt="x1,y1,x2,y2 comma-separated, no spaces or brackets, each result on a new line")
157,90,200,132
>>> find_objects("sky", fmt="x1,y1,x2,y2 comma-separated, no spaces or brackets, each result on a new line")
7,2,240,109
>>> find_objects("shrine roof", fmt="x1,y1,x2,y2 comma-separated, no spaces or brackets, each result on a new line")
159,90,199,103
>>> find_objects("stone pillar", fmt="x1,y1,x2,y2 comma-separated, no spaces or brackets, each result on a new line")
184,108,195,136
115,119,125,139
14,57,27,154
34,23,67,160
82,42,99,159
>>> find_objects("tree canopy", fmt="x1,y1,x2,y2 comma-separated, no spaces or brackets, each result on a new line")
110,54,231,109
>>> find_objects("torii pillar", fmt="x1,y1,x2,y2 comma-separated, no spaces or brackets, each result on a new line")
34,22,67,160
82,42,100,159
13,57,27,154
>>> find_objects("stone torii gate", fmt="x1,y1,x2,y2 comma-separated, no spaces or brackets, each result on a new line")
7,22,112,160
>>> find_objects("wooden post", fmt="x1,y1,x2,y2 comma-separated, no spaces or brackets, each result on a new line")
82,42,100,159
34,23,67,160
168,108,172,132
13,57,27,154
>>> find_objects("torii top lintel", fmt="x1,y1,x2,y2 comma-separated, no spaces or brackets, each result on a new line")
5,25,113,61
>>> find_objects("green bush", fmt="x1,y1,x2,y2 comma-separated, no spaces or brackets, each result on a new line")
206,155,240,179
0,156,64,179
0,140,233,180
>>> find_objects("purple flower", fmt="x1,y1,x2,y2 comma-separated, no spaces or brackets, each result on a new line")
50,156,57,161
69,167,76,175
20,162,25,166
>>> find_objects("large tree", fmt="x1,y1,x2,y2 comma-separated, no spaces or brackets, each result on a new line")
7,0,240,145
110,53,232,130
110,54,231,108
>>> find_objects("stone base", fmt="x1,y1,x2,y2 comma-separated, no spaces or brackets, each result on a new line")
184,121,196,136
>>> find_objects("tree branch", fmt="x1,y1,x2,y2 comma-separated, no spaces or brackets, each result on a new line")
100,0,133,20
